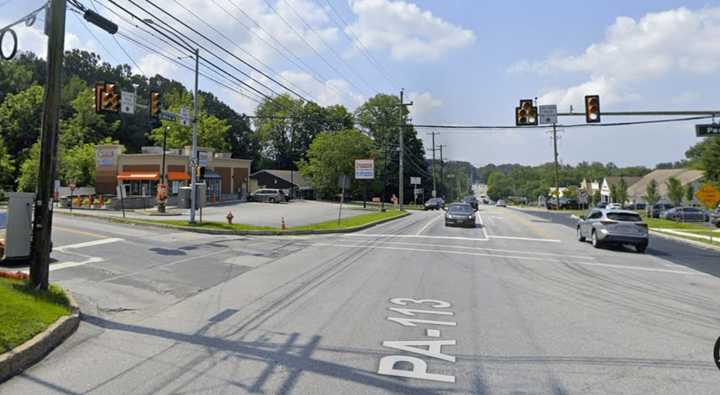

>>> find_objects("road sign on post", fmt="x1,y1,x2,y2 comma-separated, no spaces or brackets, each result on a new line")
120,91,135,114
355,159,374,179
180,107,190,126
159,111,177,121
410,177,421,185
695,183,720,209
538,105,557,125
695,124,720,137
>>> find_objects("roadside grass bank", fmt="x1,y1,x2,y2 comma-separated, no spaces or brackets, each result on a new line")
0,277,71,353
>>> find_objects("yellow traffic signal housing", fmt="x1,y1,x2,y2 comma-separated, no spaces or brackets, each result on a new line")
100,82,119,113
585,95,600,123
515,99,538,126
150,91,161,118
94,83,104,113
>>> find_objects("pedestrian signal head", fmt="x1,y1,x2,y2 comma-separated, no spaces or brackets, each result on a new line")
585,95,600,123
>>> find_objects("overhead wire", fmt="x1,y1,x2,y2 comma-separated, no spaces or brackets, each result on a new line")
87,0,145,75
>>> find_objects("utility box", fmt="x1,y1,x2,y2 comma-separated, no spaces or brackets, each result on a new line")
177,184,207,209
3,192,34,262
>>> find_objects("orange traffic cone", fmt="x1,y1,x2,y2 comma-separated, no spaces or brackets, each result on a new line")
281,217,287,230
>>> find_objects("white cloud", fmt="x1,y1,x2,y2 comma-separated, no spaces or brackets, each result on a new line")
346,0,475,61
512,7,720,109
2,22,90,59
408,91,442,123
137,53,180,77
280,70,365,108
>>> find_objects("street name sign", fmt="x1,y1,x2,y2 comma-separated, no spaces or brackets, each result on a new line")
120,91,135,114
355,159,374,179
695,124,720,137
538,105,557,125
695,183,720,209
410,177,421,185
338,175,351,189
160,111,177,121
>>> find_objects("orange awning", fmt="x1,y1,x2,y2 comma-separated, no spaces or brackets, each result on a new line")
167,171,190,181
117,172,159,181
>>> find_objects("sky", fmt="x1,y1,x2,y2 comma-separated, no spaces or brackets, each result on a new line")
2,0,720,168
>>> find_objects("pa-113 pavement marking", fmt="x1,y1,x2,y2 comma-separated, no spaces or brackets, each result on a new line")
378,298,457,383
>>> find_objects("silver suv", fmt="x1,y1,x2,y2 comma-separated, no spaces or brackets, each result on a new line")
249,188,287,203
577,209,649,253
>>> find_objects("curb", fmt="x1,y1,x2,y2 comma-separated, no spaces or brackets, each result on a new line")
55,210,411,236
0,289,80,384
650,230,720,252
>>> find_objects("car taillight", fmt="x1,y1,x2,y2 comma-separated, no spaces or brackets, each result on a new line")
600,220,617,225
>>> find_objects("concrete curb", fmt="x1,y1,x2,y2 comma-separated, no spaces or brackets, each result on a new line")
650,230,720,252
55,210,411,236
0,289,80,384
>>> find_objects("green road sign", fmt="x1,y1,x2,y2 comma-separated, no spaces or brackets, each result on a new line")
695,124,720,137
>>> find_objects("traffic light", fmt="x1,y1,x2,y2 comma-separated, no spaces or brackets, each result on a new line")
101,83,119,113
515,99,538,126
94,83,104,113
585,95,600,123
150,91,162,118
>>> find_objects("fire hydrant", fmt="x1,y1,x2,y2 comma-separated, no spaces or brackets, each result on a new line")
281,217,287,230
226,211,234,225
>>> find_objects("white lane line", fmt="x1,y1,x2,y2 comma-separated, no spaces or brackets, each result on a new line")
342,234,489,242
350,239,594,260
54,238,124,252
488,235,561,243
416,213,443,235
312,243,704,276
21,257,104,273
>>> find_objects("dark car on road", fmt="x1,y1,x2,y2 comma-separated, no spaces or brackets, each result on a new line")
444,203,476,227
577,209,649,253
647,203,674,218
661,207,708,222
424,197,445,210
711,207,720,227
463,195,479,210
248,188,287,203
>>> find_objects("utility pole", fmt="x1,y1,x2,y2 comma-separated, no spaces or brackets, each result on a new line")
427,131,438,198
552,123,561,206
438,144,446,199
398,89,412,210
190,48,199,223
30,0,66,290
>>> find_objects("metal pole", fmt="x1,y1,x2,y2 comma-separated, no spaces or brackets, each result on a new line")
161,127,168,184
431,132,436,198
399,89,404,211
439,145,445,199
381,145,388,212
553,123,561,209
190,48,199,223
30,0,66,290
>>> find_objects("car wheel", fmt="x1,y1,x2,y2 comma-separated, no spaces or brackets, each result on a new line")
577,227,586,242
269,198,275,204
591,231,602,249
636,243,647,253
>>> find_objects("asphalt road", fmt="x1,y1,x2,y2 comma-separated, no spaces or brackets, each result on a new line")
2,205,719,394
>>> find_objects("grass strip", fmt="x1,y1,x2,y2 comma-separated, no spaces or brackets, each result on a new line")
0,278,71,353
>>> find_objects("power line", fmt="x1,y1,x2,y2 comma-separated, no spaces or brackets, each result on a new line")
167,0,317,102
280,0,377,95
411,115,716,130
260,0,367,95
87,0,145,75
318,0,397,92
139,0,309,101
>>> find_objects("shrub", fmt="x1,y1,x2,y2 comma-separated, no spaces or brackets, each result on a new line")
0,271,29,281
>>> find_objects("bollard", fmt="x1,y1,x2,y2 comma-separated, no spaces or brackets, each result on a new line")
226,211,234,225
281,217,287,230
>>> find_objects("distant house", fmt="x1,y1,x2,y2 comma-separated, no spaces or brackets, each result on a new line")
600,176,642,203
627,169,704,204
250,169,314,200
580,179,600,196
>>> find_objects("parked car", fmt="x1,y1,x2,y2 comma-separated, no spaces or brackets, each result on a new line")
547,197,578,210
711,207,720,227
444,203,476,227
596,202,608,209
626,202,646,210
463,195,479,210
424,197,445,210
576,209,649,253
661,207,708,222
606,203,623,210
249,188,287,203
647,203,674,218
495,199,507,207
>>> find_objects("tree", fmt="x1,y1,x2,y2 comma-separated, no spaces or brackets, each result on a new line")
298,129,375,199
564,185,578,200
685,183,695,204
666,177,684,206
60,143,98,187
617,177,629,204
17,142,40,192
643,179,661,206
0,138,13,188
0,85,44,183
592,190,602,206
609,183,618,203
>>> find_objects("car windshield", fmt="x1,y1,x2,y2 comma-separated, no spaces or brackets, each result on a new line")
6,3,720,394
448,205,473,213
607,212,642,222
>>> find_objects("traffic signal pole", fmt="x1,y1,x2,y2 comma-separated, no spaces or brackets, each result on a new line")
190,48,199,223
30,0,66,290
552,123,560,208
